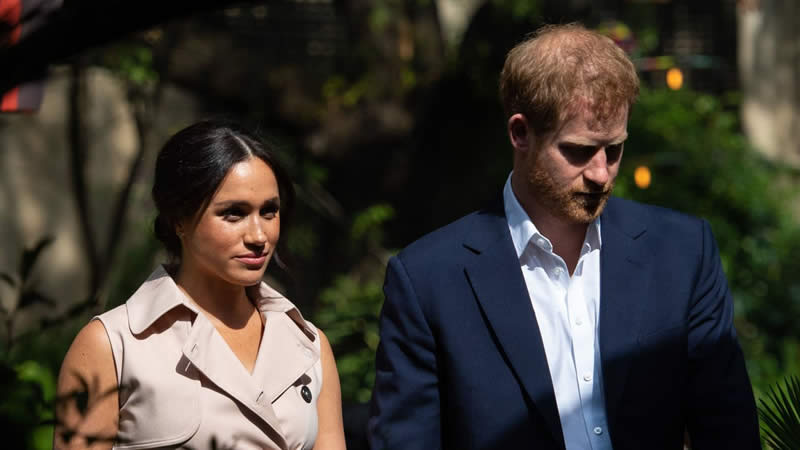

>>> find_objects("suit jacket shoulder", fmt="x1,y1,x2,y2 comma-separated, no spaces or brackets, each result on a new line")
603,196,710,263
604,196,703,232
398,200,508,264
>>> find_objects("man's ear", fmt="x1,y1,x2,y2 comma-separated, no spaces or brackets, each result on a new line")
508,113,532,152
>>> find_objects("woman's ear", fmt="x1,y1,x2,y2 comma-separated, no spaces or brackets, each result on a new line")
508,113,532,152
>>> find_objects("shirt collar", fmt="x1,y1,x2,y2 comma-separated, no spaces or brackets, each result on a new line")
126,265,316,341
502,173,602,259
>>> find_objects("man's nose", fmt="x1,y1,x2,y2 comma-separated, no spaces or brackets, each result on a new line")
583,149,610,187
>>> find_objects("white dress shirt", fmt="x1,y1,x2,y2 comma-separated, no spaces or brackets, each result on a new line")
503,175,613,450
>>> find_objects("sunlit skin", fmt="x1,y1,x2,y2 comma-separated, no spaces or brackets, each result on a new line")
176,157,281,332
509,104,628,274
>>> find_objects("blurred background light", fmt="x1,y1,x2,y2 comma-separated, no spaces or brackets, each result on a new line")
634,165,652,189
666,67,684,90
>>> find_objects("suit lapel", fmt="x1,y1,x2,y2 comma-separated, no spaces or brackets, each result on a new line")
463,204,565,450
598,198,650,427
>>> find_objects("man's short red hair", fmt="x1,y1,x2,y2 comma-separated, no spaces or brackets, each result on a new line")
499,23,640,136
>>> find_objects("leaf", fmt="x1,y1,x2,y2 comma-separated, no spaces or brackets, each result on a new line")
17,291,56,310
758,375,800,450
19,237,54,283
351,204,395,241
0,272,16,287
15,360,57,403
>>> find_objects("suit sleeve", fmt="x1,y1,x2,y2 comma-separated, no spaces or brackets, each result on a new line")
686,220,761,449
368,255,442,450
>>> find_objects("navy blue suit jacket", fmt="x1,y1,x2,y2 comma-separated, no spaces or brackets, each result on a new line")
368,196,760,449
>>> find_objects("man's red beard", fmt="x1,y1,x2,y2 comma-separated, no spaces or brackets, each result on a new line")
526,155,613,225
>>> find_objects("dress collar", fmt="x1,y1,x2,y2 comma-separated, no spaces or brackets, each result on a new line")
126,265,315,341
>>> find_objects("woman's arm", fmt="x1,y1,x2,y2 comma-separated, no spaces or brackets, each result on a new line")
54,320,119,450
313,330,346,450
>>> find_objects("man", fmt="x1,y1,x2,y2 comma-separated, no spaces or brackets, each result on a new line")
368,24,760,450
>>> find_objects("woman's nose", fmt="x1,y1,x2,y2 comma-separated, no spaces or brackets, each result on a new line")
245,216,267,244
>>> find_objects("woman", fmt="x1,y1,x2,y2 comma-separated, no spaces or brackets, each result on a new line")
55,120,346,450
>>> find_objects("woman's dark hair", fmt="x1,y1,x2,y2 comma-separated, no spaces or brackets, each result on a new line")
152,119,295,268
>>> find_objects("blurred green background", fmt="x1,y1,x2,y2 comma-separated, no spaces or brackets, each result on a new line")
2,0,800,447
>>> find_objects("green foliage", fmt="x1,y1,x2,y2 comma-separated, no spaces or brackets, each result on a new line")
369,5,393,33
16,360,57,449
314,204,396,403
102,42,159,87
759,376,800,450
0,359,56,449
323,76,371,108
316,276,384,403
351,204,395,242
286,223,320,261
618,87,800,392
0,236,82,448
491,0,541,22
0,237,56,317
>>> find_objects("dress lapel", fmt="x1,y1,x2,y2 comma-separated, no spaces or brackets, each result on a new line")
183,314,289,450
258,311,320,403
598,198,650,428
462,203,565,450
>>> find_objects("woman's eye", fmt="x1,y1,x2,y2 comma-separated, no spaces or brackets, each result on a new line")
260,206,279,219
221,209,245,221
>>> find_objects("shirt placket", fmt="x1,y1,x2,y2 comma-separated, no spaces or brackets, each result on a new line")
541,246,589,450
567,257,599,449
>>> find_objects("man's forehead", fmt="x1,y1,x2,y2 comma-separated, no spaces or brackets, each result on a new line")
553,105,628,143
564,98,627,124
569,95,628,119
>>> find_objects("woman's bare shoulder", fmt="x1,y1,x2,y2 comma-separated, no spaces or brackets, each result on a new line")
58,319,118,396
55,320,119,449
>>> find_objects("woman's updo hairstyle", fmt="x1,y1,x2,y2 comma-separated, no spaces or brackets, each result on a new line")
152,119,295,268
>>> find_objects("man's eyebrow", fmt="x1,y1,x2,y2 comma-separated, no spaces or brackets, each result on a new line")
560,133,628,147
610,133,628,145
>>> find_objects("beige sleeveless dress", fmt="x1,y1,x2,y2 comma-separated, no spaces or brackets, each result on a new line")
95,267,322,450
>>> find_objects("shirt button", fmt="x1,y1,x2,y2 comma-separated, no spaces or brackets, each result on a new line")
536,237,546,248
593,426,603,435
575,317,583,326
583,373,592,382
553,267,563,277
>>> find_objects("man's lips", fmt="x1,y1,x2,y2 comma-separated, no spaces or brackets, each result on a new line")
235,254,267,265
574,191,610,205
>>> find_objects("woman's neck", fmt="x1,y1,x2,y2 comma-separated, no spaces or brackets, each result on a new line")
175,264,255,329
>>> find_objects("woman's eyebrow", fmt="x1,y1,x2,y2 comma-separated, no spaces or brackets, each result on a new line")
213,197,280,208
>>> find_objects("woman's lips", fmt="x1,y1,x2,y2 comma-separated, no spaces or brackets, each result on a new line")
235,255,267,266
